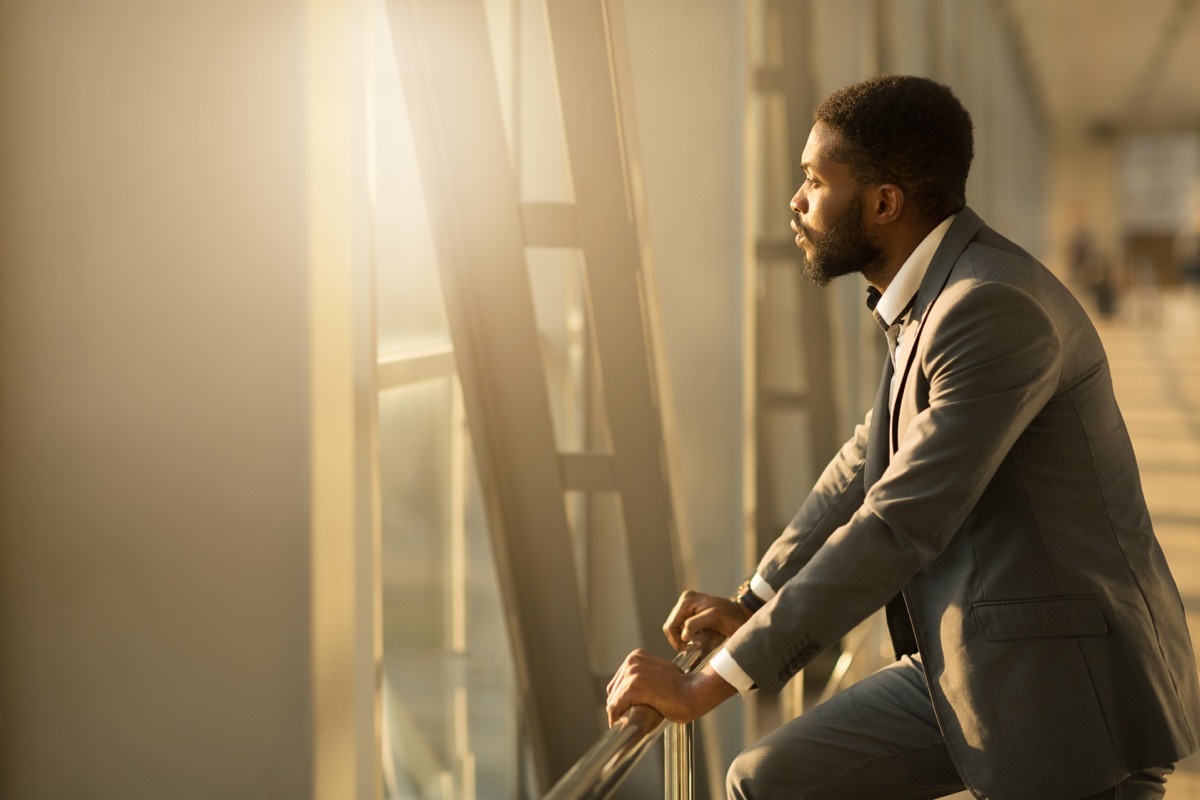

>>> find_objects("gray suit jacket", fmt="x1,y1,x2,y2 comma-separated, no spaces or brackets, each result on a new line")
726,208,1200,799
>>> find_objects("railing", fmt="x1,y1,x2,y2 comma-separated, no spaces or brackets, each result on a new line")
544,630,725,800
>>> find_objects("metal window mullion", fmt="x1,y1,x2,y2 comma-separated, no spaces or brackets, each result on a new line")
376,344,455,389
544,0,687,659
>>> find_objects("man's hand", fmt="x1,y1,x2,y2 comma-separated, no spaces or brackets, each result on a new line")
663,590,750,651
604,651,737,727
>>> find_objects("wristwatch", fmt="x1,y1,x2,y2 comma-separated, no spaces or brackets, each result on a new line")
733,579,765,614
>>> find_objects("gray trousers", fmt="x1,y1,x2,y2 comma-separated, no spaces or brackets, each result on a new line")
726,655,1173,800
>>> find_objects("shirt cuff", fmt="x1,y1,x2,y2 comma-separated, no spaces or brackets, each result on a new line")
709,646,757,696
750,573,775,602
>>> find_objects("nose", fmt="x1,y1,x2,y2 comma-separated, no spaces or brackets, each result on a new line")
790,186,807,216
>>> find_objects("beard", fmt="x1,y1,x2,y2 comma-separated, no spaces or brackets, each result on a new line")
800,193,887,287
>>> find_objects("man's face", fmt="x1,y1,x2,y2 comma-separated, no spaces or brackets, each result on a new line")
790,122,887,287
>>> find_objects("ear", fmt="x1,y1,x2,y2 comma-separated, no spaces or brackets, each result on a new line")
870,183,905,226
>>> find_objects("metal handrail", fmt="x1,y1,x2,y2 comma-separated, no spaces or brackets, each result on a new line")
543,630,725,800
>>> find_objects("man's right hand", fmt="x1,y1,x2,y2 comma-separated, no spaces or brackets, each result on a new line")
662,590,751,651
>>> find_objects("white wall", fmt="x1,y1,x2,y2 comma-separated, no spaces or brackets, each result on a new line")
0,2,316,797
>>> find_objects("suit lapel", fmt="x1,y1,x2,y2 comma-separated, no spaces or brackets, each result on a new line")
908,206,985,324
887,208,987,450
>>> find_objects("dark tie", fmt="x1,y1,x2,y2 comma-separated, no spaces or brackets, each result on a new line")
866,285,882,310
863,293,920,658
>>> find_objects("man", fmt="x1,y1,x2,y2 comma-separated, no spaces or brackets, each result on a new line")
604,75,1200,799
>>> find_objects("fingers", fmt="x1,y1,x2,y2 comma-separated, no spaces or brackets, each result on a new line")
664,623,682,652
605,649,645,726
605,648,636,711
662,590,708,650
680,606,725,643
663,590,752,650
662,592,690,650
606,677,628,726
605,649,679,727
681,597,750,642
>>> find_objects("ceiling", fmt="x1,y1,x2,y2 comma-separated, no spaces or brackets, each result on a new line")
1002,0,1200,138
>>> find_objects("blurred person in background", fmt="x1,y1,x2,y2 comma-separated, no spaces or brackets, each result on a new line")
1177,209,1200,293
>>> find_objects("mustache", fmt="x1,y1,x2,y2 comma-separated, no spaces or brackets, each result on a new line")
794,214,813,239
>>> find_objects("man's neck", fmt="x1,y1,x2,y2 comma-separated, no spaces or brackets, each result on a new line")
865,220,941,293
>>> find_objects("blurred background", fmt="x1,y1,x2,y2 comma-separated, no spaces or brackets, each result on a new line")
1,1,1198,798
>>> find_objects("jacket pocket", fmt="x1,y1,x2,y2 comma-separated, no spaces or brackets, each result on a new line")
972,595,1107,641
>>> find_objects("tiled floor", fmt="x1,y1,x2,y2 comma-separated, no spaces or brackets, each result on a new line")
1101,289,1200,798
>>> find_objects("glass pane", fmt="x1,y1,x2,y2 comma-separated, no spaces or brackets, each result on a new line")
763,407,814,529
373,0,585,794
379,379,523,798
761,262,805,396
380,379,452,796
525,248,611,454
515,0,573,203
372,4,450,354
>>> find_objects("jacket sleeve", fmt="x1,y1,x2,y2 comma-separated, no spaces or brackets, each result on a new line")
728,280,1064,693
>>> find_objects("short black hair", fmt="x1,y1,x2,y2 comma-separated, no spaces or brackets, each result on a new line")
814,74,974,224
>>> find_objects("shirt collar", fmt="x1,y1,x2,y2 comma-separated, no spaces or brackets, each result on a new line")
873,214,956,328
